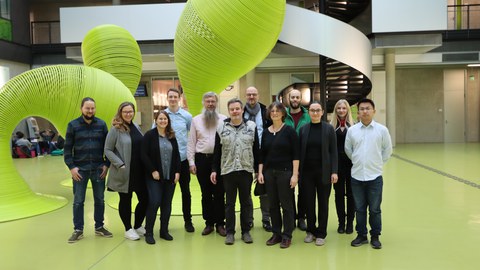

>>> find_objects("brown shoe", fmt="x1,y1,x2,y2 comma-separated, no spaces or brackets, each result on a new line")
215,225,226,237
280,238,291,248
202,225,214,236
266,234,282,246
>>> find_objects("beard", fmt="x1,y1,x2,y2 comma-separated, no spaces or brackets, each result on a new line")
82,113,95,120
203,109,218,129
290,102,300,110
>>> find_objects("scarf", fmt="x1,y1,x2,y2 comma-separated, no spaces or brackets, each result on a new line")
245,103,261,121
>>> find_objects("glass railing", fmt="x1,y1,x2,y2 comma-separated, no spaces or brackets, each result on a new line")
31,21,60,44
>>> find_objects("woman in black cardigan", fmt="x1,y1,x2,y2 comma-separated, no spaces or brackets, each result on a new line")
299,101,338,246
141,110,181,244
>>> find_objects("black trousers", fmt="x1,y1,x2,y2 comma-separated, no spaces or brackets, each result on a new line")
179,160,192,223
195,153,225,226
264,169,295,239
333,154,355,227
302,171,332,239
223,170,253,235
145,179,176,235
118,188,148,231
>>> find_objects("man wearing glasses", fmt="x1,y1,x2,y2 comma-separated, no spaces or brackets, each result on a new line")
344,98,392,249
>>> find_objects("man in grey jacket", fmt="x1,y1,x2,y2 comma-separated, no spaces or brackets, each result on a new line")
211,98,260,245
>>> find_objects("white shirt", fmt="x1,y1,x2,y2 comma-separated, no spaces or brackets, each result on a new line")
344,120,392,181
187,113,227,166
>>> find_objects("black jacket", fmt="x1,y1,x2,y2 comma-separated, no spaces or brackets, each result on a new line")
243,102,272,130
298,121,338,185
141,128,181,181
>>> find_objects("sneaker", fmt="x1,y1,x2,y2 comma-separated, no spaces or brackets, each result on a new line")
262,221,272,232
125,228,140,240
304,232,315,243
95,227,113,238
68,230,83,243
185,222,195,233
315,237,325,246
225,234,235,245
297,218,307,231
135,226,146,236
145,234,156,245
280,238,291,248
351,234,368,247
370,235,382,249
266,234,282,246
241,232,253,244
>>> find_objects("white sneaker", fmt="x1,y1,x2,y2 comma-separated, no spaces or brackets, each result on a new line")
315,237,325,246
304,233,315,243
125,228,140,240
135,226,146,236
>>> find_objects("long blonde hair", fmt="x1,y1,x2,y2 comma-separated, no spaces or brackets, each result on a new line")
330,99,354,129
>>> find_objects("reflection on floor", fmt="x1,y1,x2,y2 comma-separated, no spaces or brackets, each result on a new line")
1,143,479,270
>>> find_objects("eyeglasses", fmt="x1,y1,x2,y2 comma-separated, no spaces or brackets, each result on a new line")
358,107,373,111
122,111,134,115
309,109,323,113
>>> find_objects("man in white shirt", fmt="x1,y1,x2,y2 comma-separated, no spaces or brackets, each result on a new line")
187,92,227,237
344,98,392,249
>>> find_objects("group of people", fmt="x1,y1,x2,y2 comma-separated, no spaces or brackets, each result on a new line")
64,86,392,250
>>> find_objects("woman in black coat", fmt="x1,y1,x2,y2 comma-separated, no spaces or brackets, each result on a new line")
299,101,338,246
141,110,181,244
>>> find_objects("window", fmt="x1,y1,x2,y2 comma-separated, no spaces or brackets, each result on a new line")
0,0,10,20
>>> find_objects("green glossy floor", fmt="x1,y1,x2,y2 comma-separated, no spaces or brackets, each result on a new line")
2,143,479,270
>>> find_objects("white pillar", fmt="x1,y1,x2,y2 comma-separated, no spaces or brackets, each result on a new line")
385,50,396,147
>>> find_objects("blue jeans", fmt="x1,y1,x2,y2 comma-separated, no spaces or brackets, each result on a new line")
351,176,383,236
72,169,105,231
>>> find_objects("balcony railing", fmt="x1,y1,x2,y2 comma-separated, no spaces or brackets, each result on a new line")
447,4,480,30
31,21,60,44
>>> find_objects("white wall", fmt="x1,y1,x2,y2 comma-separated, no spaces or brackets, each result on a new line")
372,0,447,33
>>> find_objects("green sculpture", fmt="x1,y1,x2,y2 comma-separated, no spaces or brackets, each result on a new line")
174,0,286,115
0,24,141,222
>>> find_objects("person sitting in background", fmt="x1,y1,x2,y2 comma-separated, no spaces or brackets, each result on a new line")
40,129,57,153
15,131,33,158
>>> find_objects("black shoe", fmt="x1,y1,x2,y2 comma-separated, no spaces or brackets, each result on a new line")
160,232,173,241
202,225,214,236
346,223,354,234
262,221,272,232
185,222,195,233
351,234,368,247
297,218,307,231
370,235,382,249
145,234,156,245
337,225,345,234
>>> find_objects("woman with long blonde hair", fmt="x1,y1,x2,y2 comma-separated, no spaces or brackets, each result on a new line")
330,99,355,234
105,101,148,241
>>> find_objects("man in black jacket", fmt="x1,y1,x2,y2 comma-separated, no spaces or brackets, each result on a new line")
243,86,272,232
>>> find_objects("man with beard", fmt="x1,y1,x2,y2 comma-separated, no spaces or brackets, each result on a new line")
243,86,272,232
187,92,227,237
64,97,112,243
165,88,195,233
284,89,310,231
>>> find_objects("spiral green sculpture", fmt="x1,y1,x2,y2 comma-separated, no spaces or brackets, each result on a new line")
0,24,141,222
174,0,286,115
82,24,142,94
